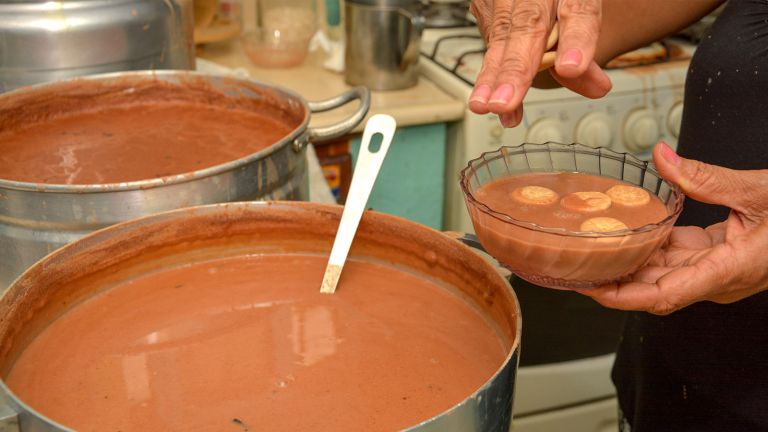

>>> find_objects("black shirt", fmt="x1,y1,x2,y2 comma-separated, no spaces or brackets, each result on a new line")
612,0,768,430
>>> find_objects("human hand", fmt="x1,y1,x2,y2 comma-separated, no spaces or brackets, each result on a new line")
468,0,612,127
576,142,768,315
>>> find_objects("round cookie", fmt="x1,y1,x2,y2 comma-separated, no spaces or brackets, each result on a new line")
511,186,559,206
580,217,629,232
605,184,651,207
560,191,612,213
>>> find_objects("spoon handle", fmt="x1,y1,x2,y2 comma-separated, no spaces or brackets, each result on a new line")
320,114,397,294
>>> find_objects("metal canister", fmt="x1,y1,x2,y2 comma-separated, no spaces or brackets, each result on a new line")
0,0,195,92
344,0,425,91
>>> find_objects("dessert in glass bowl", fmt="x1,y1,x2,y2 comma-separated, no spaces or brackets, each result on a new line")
461,142,684,289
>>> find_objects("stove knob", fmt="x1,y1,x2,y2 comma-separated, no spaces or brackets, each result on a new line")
623,108,660,152
526,118,565,144
667,102,684,138
575,112,613,148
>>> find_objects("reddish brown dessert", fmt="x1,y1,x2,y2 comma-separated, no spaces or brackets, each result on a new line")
0,77,305,185
471,172,672,287
6,254,507,431
0,102,292,185
475,172,667,231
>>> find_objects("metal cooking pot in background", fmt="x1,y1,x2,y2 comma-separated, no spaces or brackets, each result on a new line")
344,0,425,91
0,0,195,92
0,201,521,431
0,71,370,289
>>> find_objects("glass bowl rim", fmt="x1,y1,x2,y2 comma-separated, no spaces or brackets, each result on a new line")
459,142,685,238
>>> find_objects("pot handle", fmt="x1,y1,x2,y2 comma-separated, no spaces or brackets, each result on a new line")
398,8,426,71
293,86,371,151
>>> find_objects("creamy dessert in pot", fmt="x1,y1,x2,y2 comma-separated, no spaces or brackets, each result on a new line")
471,172,671,286
0,79,298,185
6,254,507,431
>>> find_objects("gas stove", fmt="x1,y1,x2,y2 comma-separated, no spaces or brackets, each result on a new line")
422,0,473,28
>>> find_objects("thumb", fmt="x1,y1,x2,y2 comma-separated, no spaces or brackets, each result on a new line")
651,141,758,213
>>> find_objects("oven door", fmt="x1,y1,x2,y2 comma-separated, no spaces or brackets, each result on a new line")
511,275,625,432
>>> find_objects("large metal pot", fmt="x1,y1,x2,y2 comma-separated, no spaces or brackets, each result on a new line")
0,71,370,289
0,0,195,92
0,201,520,431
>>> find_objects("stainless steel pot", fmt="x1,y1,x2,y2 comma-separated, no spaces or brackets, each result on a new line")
344,0,425,91
0,201,521,431
0,71,370,289
0,0,195,92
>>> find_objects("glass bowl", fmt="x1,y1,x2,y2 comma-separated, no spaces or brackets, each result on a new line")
241,29,312,68
460,142,684,290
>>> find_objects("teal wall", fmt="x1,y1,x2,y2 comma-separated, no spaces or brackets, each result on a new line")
351,123,446,230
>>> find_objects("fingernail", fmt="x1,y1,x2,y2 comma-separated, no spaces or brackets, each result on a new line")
499,112,521,128
659,141,681,166
499,113,513,128
469,84,492,104
489,84,515,105
559,49,582,67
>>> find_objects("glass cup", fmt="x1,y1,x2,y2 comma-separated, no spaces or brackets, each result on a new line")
243,0,317,68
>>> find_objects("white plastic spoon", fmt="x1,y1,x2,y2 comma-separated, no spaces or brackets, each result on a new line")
320,114,397,294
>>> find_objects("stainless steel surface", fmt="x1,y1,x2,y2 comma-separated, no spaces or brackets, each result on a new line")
344,0,425,90
0,0,195,92
0,71,370,289
305,86,371,143
0,201,520,432
0,402,18,432
422,0,471,28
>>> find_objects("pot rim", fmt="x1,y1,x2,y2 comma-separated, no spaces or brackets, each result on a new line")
0,70,311,193
0,201,522,431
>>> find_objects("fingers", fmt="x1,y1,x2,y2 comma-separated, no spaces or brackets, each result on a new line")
549,60,612,98
554,0,602,78
469,0,557,116
579,242,740,314
499,107,524,128
668,225,713,250
578,264,718,315
470,0,495,38
487,2,555,115
469,0,609,121
469,0,512,114
652,142,768,216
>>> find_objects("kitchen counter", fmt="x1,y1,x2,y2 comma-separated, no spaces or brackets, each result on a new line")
197,40,466,132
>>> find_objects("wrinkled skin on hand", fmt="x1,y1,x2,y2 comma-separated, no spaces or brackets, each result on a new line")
576,142,768,315
469,0,612,127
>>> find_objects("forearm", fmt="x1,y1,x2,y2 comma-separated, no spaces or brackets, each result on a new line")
533,0,723,89
595,0,724,65
468,0,725,118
